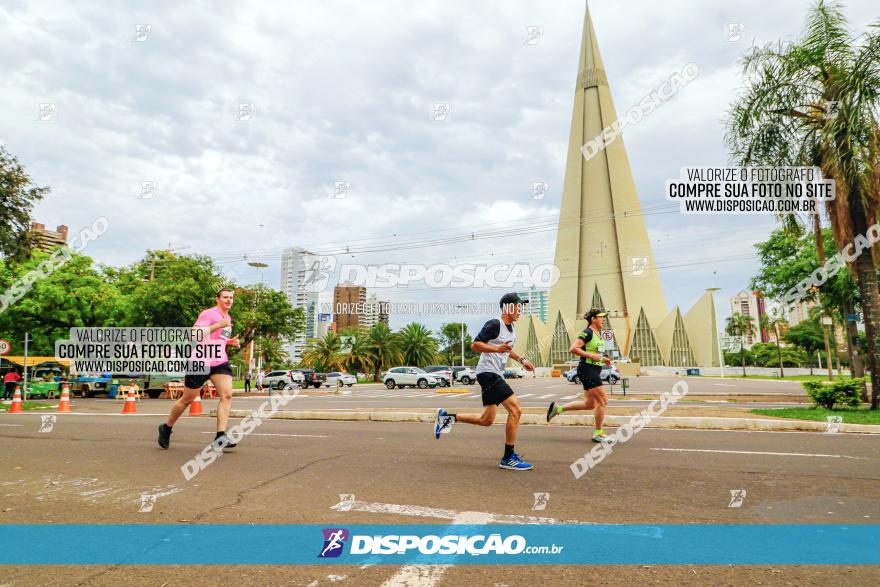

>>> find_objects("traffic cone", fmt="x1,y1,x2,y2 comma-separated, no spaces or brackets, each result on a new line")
57,384,71,413
188,393,203,416
8,385,23,414
121,386,137,414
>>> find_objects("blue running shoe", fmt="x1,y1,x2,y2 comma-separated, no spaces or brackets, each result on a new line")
499,452,533,471
434,408,452,439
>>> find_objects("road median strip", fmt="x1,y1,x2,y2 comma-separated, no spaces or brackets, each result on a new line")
220,409,880,434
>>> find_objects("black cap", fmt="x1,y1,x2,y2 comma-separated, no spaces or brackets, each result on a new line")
583,307,608,321
499,292,529,308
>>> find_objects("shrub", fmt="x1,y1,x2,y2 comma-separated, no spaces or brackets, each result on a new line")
803,378,864,409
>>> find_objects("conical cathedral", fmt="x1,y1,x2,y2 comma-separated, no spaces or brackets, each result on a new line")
514,4,720,368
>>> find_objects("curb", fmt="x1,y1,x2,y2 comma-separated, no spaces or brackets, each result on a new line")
223,410,880,434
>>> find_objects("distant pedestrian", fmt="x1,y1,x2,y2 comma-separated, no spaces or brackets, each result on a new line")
244,371,252,393
3,370,22,400
256,370,264,392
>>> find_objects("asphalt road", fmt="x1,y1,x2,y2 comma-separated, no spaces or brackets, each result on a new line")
1,407,877,586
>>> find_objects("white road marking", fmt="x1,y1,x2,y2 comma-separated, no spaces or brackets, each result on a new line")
329,497,577,587
561,395,579,400
200,432,329,438
329,496,573,524
517,394,534,398
650,448,860,459
536,394,555,399
0,424,24,427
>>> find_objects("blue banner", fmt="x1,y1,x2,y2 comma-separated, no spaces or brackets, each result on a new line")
0,524,876,565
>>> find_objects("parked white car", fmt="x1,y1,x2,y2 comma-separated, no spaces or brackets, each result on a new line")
451,366,476,384
325,372,357,387
383,367,441,389
264,370,303,390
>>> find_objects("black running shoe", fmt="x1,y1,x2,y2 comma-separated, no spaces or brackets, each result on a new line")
157,423,172,449
213,433,237,451
546,401,558,423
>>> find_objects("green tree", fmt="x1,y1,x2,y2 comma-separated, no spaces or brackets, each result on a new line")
0,146,49,260
760,311,790,376
439,322,473,366
112,251,225,327
228,284,305,357
0,250,120,354
254,335,290,371
366,323,402,382
726,313,756,377
301,332,344,372
727,0,880,407
339,329,374,375
785,316,826,375
398,323,439,367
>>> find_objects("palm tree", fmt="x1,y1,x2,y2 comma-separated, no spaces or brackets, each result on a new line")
366,323,402,382
726,0,880,407
760,311,789,377
340,328,374,376
398,323,439,367
726,313,756,377
301,332,344,372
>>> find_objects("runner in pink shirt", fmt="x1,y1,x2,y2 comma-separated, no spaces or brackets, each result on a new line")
158,288,240,451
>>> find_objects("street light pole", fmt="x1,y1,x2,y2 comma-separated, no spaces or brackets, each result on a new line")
248,261,269,375
23,332,30,400
460,323,465,367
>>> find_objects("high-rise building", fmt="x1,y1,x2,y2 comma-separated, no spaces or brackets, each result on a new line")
729,290,765,348
333,283,367,330
513,5,719,368
516,288,549,323
280,247,320,362
30,222,68,252
361,293,390,329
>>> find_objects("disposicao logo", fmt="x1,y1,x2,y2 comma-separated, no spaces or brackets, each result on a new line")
318,528,349,558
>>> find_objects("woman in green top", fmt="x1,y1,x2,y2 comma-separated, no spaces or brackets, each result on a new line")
546,308,615,443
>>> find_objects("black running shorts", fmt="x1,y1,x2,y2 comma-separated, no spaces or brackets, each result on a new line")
577,362,603,390
477,372,514,406
184,362,233,390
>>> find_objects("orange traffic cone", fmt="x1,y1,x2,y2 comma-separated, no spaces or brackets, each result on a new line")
57,384,71,413
8,385,23,414
121,386,137,414
188,393,203,416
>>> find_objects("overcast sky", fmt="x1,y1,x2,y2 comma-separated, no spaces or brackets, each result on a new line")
2,0,877,334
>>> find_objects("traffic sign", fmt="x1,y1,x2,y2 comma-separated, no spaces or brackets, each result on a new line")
0,339,10,355
601,330,614,342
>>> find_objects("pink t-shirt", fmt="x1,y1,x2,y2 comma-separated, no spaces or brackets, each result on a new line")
194,307,232,367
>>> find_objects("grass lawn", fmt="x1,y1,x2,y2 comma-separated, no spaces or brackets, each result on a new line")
751,406,880,425
704,374,855,382
0,401,56,412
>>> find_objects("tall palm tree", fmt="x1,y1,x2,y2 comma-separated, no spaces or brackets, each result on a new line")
366,322,402,382
727,0,880,407
727,313,756,377
398,322,439,367
301,332,344,372
760,310,789,377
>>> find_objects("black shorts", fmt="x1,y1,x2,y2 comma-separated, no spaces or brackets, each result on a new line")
184,362,233,390
577,363,603,390
476,372,514,406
